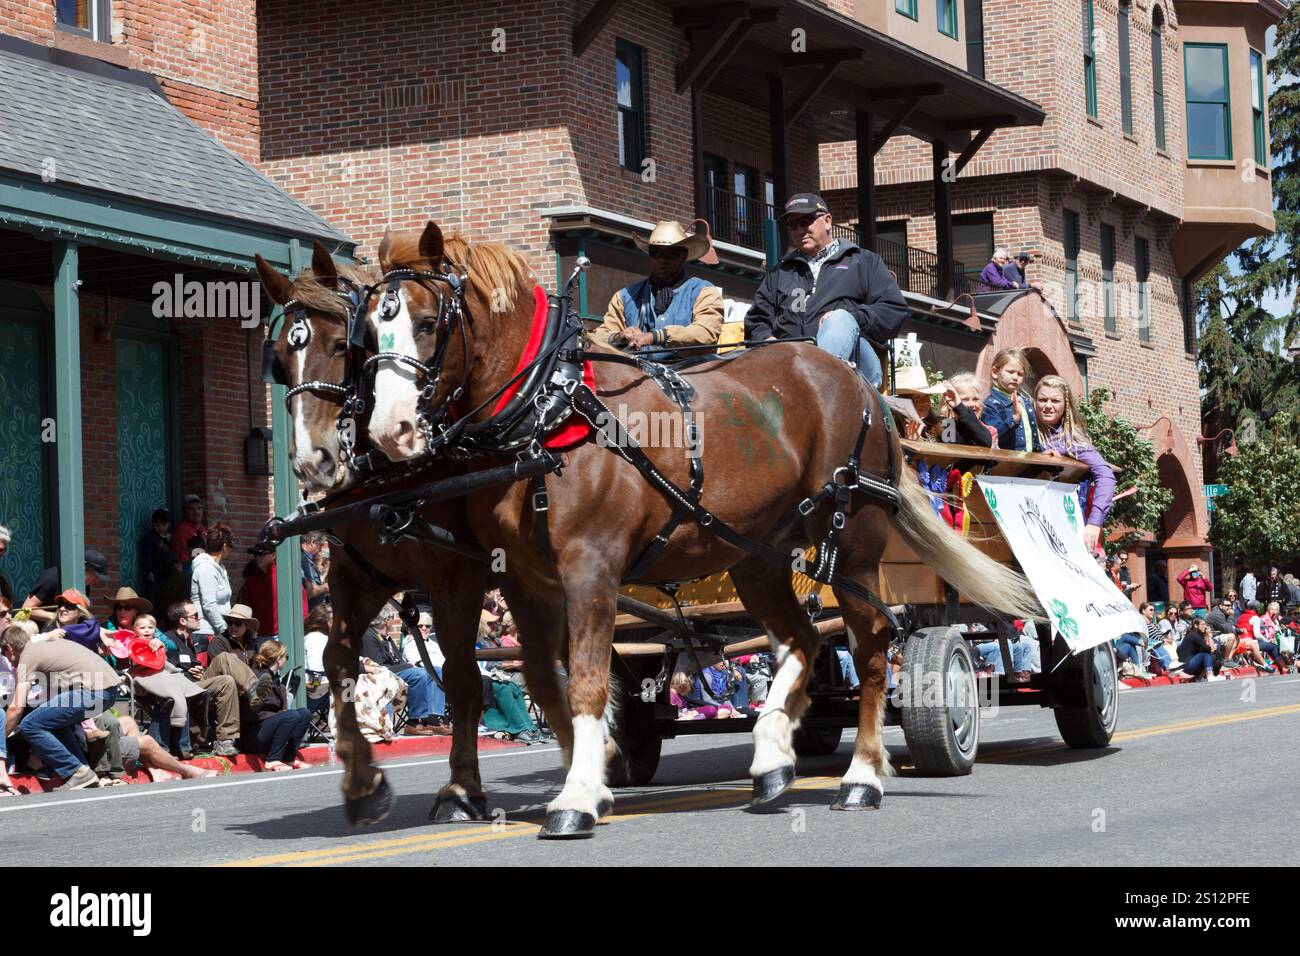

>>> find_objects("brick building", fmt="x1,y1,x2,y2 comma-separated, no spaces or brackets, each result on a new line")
0,0,1283,655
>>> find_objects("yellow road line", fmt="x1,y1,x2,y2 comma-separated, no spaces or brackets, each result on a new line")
219,703,1300,866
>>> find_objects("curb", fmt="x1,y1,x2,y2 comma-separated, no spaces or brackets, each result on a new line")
1120,663,1285,690
7,732,527,795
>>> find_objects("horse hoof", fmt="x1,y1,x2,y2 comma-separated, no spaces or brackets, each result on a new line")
747,766,795,811
430,793,490,824
538,809,596,840
830,782,883,811
344,772,393,826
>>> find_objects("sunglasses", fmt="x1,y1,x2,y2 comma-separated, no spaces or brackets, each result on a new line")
648,248,684,260
57,602,80,612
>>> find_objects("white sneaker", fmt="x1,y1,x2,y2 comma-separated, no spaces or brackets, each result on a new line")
1207,674,1226,682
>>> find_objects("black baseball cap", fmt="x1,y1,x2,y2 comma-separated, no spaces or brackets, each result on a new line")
781,193,830,219
84,549,108,576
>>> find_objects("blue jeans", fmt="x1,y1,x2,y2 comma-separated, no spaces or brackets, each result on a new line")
816,309,883,387
1114,634,1144,666
1256,640,1279,666
396,665,444,720
1150,644,1173,672
254,709,310,762
835,647,860,689
1183,652,1215,678
975,640,1035,675
148,715,192,755
19,688,118,779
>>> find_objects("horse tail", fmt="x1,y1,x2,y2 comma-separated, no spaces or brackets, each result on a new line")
891,467,1044,621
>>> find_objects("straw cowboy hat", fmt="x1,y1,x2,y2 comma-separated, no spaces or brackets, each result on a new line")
222,604,260,633
110,586,153,614
893,365,946,398
633,220,712,262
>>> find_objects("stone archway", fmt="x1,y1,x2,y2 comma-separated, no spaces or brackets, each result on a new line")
975,291,1084,397
1146,421,1210,603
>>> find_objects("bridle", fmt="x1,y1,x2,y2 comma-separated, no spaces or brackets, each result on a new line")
358,262,474,455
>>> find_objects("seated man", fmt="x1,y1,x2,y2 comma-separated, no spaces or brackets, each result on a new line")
362,605,447,736
86,711,217,784
744,193,908,388
171,602,246,757
2,625,124,790
593,219,723,358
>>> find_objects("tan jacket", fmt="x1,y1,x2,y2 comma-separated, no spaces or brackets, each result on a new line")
593,282,725,349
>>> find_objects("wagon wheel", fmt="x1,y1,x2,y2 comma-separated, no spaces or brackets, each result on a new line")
1053,642,1119,748
606,672,663,787
792,724,843,757
899,626,980,776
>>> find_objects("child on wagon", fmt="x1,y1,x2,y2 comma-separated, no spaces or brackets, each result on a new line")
980,348,1037,451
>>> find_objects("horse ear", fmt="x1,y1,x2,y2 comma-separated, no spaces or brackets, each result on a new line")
311,242,338,284
377,230,394,270
418,221,444,264
255,254,294,307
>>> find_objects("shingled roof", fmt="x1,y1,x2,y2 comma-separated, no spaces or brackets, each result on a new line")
0,34,351,249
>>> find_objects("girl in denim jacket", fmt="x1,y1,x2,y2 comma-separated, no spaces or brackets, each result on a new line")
980,348,1037,451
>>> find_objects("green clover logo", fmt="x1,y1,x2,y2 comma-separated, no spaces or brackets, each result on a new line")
1062,494,1078,529
1049,598,1079,642
380,331,396,351
984,487,998,512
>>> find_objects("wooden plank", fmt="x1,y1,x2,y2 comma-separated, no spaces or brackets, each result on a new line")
572,0,627,56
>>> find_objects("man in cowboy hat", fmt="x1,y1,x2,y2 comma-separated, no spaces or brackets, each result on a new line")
744,193,907,388
594,220,724,356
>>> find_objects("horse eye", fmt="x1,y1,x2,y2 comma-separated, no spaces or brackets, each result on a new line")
331,339,347,356
416,319,437,338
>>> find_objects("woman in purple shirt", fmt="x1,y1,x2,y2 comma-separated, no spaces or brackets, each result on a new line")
1033,375,1116,554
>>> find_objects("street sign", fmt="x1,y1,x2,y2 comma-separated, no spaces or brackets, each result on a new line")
1204,483,1228,498
1207,499,1216,513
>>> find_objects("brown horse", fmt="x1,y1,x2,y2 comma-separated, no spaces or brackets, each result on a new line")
362,222,1041,839
254,246,574,824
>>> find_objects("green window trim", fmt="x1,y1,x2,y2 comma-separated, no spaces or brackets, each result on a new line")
1064,209,1081,326
937,0,959,39
1118,1,1133,135
1251,49,1266,166
615,39,647,172
1136,237,1150,344
1083,0,1097,119
1152,8,1166,152
1101,224,1116,334
896,0,918,21
1184,43,1232,161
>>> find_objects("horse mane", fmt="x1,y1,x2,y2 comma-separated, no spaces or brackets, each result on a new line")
292,261,382,320
384,230,535,311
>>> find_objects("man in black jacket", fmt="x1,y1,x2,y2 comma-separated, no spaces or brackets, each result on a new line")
743,193,908,387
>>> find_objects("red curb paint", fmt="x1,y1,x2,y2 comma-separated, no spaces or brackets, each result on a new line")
1120,664,1284,690
7,734,527,795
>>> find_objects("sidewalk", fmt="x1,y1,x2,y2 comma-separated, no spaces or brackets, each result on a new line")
6,732,527,795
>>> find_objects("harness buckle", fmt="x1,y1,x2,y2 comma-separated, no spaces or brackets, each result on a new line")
832,512,846,530
532,489,550,513
797,497,816,516
562,375,580,397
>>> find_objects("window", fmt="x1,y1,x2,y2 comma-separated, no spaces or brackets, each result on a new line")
953,212,993,286
615,40,646,171
1083,1,1097,119
1152,7,1166,151
1136,237,1150,344
1101,224,1116,333
965,0,984,79
896,0,918,20
56,0,112,42
703,153,726,238
764,175,775,219
1251,50,1266,166
1118,2,1133,135
1181,277,1196,354
734,164,759,247
1184,44,1232,160
937,0,959,39
1064,210,1080,325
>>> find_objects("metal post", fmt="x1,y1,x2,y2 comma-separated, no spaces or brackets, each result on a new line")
273,240,306,705
855,109,876,249
932,138,955,300
764,217,781,270
53,241,85,593
691,84,706,218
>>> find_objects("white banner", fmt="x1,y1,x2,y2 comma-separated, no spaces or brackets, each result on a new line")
976,475,1146,654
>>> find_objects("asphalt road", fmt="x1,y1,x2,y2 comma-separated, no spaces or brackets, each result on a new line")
7,676,1300,867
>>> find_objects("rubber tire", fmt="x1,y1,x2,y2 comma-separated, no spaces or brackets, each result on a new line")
606,673,663,787
1054,643,1119,748
899,626,980,777
792,724,843,757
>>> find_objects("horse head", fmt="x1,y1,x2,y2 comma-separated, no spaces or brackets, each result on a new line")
255,243,375,492
365,220,535,461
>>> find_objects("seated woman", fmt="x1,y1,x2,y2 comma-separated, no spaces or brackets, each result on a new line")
331,655,408,744
1251,602,1283,672
685,660,748,718
669,672,704,720
1178,618,1221,682
244,640,311,771
116,613,207,758
1033,375,1116,555
475,619,544,743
